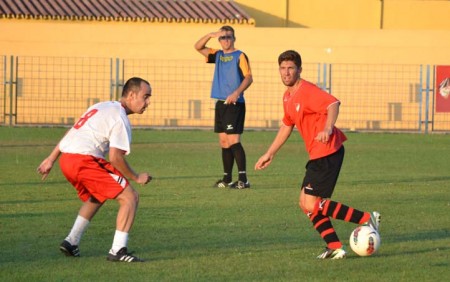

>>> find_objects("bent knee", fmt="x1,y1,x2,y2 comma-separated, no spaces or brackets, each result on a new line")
299,192,319,214
119,186,139,204
131,188,139,204
299,201,315,213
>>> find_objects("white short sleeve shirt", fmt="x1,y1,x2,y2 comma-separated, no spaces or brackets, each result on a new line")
59,101,131,159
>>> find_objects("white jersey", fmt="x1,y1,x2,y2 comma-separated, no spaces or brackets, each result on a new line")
59,101,132,159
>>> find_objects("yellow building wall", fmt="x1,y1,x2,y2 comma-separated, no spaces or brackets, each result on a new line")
384,0,450,29
234,0,288,27
288,0,381,29
1,21,449,65
235,0,450,29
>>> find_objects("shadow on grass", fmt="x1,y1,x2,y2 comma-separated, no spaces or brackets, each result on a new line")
0,180,68,187
344,245,450,260
4,174,448,187
340,175,450,185
368,246,450,259
384,229,449,243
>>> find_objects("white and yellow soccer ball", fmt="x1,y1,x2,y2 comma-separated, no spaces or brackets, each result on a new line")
349,225,381,256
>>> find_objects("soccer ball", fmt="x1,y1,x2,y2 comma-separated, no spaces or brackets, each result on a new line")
349,225,381,256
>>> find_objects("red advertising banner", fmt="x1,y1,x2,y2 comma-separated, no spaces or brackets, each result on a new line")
436,65,450,113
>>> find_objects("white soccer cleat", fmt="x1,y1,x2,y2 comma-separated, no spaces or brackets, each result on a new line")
316,247,347,259
366,211,381,231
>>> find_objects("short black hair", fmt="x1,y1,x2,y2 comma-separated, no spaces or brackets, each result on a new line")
278,50,302,68
220,25,235,36
122,77,150,97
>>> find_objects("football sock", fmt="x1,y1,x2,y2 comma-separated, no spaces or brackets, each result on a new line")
111,230,129,255
308,212,342,249
316,199,367,224
238,171,247,183
230,142,247,183
360,212,371,224
222,147,234,183
65,215,90,246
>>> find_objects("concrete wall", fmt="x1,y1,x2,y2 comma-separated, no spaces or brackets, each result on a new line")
1,21,449,65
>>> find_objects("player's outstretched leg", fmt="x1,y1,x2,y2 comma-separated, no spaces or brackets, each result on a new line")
316,199,380,229
364,211,381,231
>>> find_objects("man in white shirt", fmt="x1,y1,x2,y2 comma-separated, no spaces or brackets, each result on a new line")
37,77,152,262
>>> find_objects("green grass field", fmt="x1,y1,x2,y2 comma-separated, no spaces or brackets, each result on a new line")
0,127,449,281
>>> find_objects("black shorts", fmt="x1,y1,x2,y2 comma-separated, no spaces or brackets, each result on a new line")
214,100,246,134
301,146,345,198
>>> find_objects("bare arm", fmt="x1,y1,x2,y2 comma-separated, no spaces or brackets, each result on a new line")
314,102,339,143
36,143,62,180
37,129,72,180
225,74,253,104
194,30,224,57
109,147,152,185
254,124,294,170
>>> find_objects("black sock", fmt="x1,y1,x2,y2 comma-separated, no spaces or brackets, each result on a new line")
319,199,366,224
222,148,234,183
230,143,247,183
309,213,341,249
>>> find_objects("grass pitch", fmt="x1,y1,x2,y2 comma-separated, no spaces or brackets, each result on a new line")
0,127,449,281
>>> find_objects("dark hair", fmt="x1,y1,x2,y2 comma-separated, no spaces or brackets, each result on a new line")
220,25,235,37
122,77,150,97
278,50,302,68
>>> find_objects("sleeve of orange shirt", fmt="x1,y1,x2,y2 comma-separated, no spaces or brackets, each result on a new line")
302,83,339,114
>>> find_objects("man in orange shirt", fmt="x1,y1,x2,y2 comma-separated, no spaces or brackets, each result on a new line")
255,50,380,259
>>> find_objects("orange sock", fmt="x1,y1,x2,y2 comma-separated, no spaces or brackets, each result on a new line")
328,241,343,249
359,212,371,224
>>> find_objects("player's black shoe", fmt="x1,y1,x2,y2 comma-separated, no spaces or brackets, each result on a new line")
213,179,233,188
59,240,80,257
107,247,144,262
230,180,250,189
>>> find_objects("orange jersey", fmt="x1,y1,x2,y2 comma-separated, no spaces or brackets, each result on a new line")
282,79,347,160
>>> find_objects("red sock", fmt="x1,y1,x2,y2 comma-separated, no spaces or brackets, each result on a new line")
359,212,371,224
